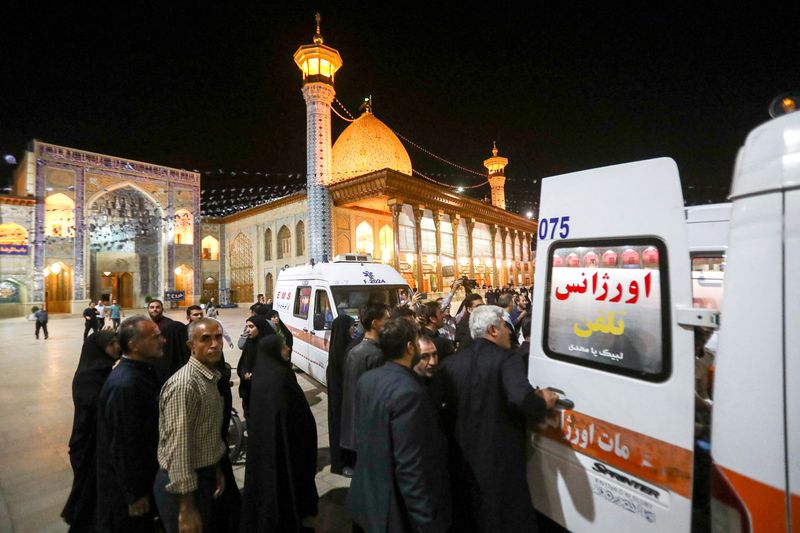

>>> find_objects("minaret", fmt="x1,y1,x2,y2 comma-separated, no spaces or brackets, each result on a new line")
293,13,342,262
483,141,508,210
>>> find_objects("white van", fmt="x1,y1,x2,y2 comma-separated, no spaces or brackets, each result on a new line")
526,111,798,532
273,254,409,385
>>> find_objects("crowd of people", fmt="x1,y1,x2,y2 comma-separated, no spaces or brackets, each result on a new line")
61,281,559,532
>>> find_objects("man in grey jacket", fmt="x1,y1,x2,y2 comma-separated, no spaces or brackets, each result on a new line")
339,301,390,473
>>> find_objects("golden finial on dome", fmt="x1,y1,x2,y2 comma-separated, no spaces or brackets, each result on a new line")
313,12,324,44
492,141,498,157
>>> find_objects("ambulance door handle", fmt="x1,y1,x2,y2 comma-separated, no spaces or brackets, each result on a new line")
310,331,316,336
546,387,575,410
303,328,308,333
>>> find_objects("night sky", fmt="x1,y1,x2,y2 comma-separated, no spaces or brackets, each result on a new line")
1,3,796,214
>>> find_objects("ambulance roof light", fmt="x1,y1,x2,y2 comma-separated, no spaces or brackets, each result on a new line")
333,253,374,263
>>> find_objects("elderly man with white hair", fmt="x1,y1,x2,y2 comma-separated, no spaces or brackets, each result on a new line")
431,305,558,533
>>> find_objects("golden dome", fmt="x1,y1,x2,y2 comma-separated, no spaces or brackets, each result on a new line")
330,112,412,184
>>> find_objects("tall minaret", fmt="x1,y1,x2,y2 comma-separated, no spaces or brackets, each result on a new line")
483,141,508,210
293,13,342,262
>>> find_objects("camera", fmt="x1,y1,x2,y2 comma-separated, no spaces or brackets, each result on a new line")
460,277,478,290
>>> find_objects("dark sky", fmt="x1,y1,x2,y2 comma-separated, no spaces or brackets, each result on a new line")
1,3,797,213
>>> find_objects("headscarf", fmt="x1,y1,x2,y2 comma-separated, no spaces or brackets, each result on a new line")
257,334,290,367
73,331,119,406
238,315,273,381
327,315,355,376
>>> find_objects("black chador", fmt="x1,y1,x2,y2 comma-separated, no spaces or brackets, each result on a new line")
241,335,318,532
61,332,119,531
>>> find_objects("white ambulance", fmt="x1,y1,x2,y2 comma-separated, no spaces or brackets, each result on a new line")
527,110,799,532
273,254,409,385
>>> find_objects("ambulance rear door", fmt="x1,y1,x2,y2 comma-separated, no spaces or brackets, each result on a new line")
528,158,695,532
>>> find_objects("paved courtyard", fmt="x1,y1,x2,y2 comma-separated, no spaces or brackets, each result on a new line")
0,306,351,532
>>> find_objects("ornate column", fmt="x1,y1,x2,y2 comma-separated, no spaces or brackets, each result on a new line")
33,159,46,303
412,206,424,289
73,167,85,301
450,213,460,279
219,228,227,301
302,83,336,262
193,190,201,300
510,229,519,286
167,183,175,292
389,200,402,271
433,211,443,292
499,227,508,287
466,218,475,279
294,18,342,263
488,225,498,288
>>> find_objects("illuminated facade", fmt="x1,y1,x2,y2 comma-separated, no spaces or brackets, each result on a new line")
212,17,538,302
0,141,201,317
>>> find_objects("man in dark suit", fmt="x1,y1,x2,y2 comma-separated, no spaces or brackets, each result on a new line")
347,318,451,533
96,316,165,532
432,305,558,533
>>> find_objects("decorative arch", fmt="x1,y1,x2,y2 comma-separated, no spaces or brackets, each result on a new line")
0,222,28,245
201,235,219,260
265,273,274,299
355,221,374,255
295,220,305,256
45,193,75,238
277,225,291,260
173,208,193,245
84,181,165,217
173,264,193,304
264,228,272,261
378,224,393,263
229,233,253,303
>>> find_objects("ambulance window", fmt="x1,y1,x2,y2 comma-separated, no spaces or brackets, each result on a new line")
691,254,725,310
542,239,671,382
293,286,312,319
314,290,334,330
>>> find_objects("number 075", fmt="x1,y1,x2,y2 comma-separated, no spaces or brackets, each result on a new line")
538,216,570,241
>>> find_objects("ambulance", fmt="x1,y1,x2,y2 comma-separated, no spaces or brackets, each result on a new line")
527,110,799,531
273,254,409,385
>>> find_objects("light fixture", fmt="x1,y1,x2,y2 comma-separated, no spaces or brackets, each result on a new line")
426,254,435,264
459,257,468,267
103,271,111,277
473,257,481,267
50,262,61,275
457,186,464,193
405,253,415,264
174,266,182,276
526,211,533,219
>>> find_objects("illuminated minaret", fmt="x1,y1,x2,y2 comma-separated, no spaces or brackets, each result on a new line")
293,13,342,262
483,141,508,210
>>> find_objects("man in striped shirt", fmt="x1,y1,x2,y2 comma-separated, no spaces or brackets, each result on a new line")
153,318,227,533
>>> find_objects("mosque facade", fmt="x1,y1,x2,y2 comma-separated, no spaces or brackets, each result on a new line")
0,141,202,317
0,17,537,317
212,19,537,304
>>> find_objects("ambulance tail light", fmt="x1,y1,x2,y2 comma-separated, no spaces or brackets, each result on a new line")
710,461,750,533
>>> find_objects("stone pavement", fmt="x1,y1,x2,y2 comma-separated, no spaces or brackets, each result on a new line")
0,306,351,532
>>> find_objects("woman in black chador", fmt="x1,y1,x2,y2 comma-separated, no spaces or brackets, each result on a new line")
325,314,355,474
236,314,272,419
241,335,318,532
61,331,120,531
